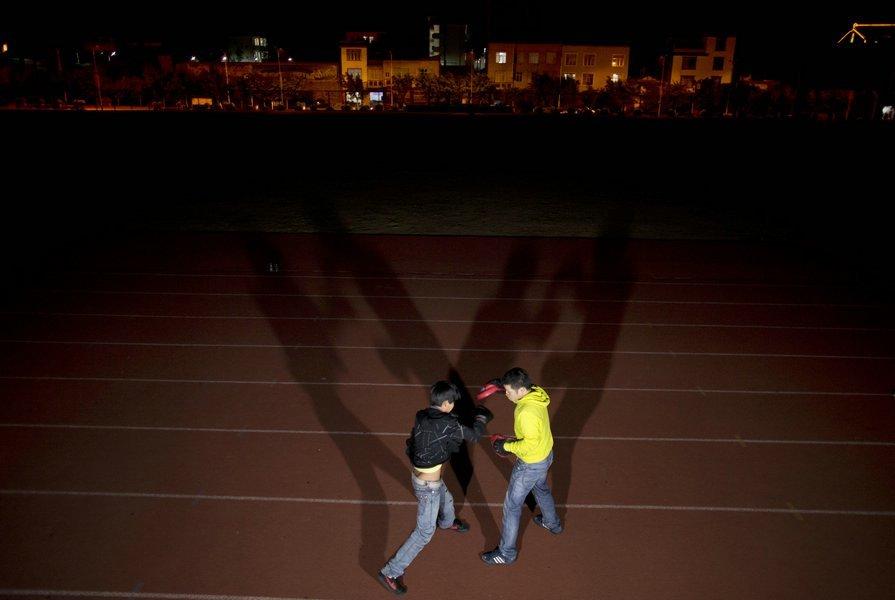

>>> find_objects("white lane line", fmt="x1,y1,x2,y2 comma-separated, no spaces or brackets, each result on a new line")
30,288,891,309
2,423,893,447
0,589,329,600
1,311,891,332
62,269,863,288
0,375,888,397
2,489,893,517
2,339,891,361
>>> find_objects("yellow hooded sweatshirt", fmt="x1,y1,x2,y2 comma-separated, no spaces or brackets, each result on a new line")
504,386,553,463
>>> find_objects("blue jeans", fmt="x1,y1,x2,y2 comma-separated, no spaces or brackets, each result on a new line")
381,473,457,578
499,451,559,561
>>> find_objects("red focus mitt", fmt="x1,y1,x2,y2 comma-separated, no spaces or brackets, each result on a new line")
490,434,516,458
476,378,503,401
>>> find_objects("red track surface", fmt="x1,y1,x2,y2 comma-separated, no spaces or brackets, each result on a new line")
1,233,893,600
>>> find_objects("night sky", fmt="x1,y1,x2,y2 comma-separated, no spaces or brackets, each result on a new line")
4,1,894,81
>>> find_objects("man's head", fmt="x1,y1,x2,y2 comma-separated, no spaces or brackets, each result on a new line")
501,367,532,403
429,380,460,412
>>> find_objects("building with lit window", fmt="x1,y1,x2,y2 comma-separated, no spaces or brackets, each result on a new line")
558,45,630,88
486,42,629,90
228,36,270,63
340,40,440,106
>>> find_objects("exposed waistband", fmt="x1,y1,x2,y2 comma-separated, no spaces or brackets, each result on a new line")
412,473,443,487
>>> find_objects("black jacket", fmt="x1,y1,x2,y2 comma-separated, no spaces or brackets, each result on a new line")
406,407,486,469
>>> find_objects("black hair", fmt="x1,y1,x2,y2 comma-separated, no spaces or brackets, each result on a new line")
429,380,461,407
501,367,533,391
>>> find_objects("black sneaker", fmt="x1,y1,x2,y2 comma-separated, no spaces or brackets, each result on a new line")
444,518,469,532
377,572,407,595
480,547,515,565
534,514,563,534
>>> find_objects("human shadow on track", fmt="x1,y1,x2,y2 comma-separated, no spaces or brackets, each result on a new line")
243,232,410,577
541,206,634,519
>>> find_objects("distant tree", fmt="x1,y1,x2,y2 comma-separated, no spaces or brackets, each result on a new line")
439,72,465,104
392,73,413,107
104,75,145,105
694,77,722,115
415,72,437,104
601,77,635,113
342,73,364,104
471,73,497,104
665,82,693,116
245,72,278,107
530,73,559,108
558,76,578,109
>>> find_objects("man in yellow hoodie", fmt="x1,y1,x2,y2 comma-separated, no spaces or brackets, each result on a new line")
481,367,562,565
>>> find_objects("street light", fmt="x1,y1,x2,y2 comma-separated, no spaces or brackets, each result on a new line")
222,54,231,104
276,48,285,108
91,46,104,111
388,50,394,109
657,54,667,118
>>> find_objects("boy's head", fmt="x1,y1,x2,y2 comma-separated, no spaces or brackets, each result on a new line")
501,367,533,403
429,380,460,412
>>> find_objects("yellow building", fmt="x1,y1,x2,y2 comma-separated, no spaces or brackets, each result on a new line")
340,43,369,104
487,42,630,90
341,40,440,105
668,35,736,87
559,45,630,89
487,43,562,89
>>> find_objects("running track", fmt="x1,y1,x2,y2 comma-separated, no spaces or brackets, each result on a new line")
0,233,893,600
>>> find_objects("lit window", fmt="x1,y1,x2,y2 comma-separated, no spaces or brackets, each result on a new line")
583,73,594,86
529,52,539,64
562,73,576,80
584,54,595,66
370,91,383,102
1,43,7,53
496,52,507,64
260,38,267,47
611,73,620,83
564,53,576,66
611,54,625,67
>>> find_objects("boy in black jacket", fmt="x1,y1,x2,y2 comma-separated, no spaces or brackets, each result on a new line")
378,380,492,595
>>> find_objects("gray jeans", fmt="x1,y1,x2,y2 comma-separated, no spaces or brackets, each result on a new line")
499,451,559,560
381,473,457,578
